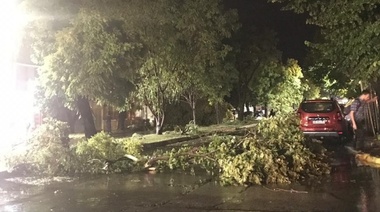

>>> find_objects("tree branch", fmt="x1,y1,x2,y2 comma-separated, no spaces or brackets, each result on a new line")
144,149,217,168
263,186,308,194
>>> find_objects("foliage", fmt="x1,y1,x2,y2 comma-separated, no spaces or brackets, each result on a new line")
164,97,229,127
252,59,306,114
267,59,306,114
25,0,139,137
184,121,200,135
271,0,380,89
5,114,329,185
223,107,236,123
6,118,74,175
196,100,229,126
228,27,282,120
75,132,143,173
128,0,239,133
251,60,283,105
6,126,144,175
172,121,200,135
154,113,330,185
38,8,137,106
174,0,239,125
302,78,321,99
164,101,193,127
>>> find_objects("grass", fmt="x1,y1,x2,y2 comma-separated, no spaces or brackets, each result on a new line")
198,124,237,134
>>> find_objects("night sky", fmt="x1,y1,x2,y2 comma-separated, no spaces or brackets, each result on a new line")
224,0,316,65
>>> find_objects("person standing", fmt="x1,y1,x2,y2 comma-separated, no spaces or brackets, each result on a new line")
349,89,377,150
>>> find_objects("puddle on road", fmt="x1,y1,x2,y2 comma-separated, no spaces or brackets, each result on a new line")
0,172,213,212
326,144,380,211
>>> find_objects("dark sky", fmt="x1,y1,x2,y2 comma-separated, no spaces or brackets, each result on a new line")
224,0,316,65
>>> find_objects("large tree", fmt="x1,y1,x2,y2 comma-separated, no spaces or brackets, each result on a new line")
250,60,283,114
250,59,306,115
174,0,238,125
271,0,380,90
267,59,306,114
179,63,236,125
228,27,282,119
26,1,139,138
125,0,238,133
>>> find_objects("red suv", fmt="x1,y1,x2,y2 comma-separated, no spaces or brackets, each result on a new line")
297,98,351,142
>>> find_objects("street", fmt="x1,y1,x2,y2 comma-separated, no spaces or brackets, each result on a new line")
1,145,379,212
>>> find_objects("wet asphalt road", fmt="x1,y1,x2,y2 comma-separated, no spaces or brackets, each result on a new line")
0,145,380,212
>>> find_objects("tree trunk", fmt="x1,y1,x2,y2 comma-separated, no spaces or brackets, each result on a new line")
237,100,245,120
192,100,196,125
215,103,220,124
155,115,164,135
104,105,112,133
237,85,247,120
264,102,268,118
117,111,127,131
76,96,97,138
67,111,79,133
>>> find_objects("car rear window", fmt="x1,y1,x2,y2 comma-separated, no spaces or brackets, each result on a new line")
300,102,335,113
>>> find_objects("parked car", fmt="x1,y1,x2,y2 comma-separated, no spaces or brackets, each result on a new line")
297,98,352,142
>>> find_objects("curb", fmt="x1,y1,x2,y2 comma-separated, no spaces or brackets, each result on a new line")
346,145,380,167
355,153,380,165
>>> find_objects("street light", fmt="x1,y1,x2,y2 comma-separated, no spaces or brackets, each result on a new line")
0,0,31,171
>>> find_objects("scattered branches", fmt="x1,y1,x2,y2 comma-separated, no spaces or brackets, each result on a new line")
5,114,330,186
263,186,308,194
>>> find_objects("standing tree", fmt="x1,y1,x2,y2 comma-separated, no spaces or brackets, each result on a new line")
228,27,282,120
251,59,306,115
27,1,140,138
174,0,239,125
271,0,380,89
126,0,238,133
250,60,283,115
180,64,236,125
126,0,184,134
267,59,306,114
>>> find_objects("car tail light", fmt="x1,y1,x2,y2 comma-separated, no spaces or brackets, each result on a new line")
336,112,342,121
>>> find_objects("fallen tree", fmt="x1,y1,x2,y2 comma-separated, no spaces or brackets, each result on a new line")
145,114,330,185
4,114,330,185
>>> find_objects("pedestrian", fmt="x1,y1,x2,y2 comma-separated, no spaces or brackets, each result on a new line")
349,89,377,151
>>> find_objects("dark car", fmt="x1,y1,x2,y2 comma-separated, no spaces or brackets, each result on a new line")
297,98,352,142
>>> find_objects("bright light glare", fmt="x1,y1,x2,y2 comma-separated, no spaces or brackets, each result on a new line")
0,1,33,171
